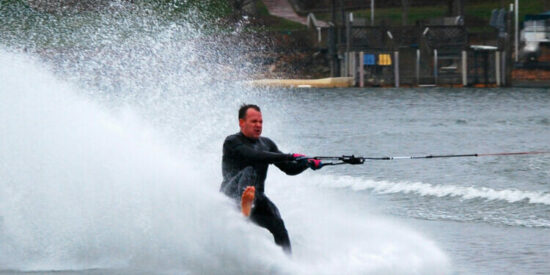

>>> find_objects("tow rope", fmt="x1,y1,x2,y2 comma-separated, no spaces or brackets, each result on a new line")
313,151,550,166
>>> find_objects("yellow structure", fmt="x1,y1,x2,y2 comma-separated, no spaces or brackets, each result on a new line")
247,77,354,88
378,54,392,66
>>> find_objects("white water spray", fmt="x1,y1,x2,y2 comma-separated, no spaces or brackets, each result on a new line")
0,48,451,274
0,49,291,273
1,2,451,273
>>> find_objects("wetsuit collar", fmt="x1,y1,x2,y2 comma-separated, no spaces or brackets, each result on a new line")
239,131,259,142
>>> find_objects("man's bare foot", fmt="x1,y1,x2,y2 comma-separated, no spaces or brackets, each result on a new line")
241,186,255,217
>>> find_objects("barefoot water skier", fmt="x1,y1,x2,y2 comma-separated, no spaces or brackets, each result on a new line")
220,104,322,253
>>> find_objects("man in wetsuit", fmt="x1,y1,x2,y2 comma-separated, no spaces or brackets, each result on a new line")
220,104,322,253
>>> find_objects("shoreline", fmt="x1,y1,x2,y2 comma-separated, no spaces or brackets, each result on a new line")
246,77,550,89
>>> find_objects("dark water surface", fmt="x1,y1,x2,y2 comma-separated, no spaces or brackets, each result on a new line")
267,87,550,274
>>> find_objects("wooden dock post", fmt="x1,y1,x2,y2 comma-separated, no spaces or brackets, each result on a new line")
394,51,400,87
495,51,501,86
416,49,420,86
462,50,467,86
434,49,438,85
500,51,508,86
349,52,357,86
359,51,364,87
343,52,349,77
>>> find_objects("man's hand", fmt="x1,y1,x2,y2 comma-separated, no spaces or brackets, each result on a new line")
307,159,323,170
292,153,309,167
293,154,323,169
292,153,307,160
241,186,255,217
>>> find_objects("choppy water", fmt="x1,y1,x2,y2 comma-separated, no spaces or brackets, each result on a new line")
265,88,550,274
1,2,549,274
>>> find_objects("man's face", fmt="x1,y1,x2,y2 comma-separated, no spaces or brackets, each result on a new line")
239,108,262,139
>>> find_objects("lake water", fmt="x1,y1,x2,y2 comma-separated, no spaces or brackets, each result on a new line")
266,87,550,274
1,2,549,274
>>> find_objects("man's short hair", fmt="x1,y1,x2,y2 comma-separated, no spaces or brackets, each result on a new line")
239,104,261,119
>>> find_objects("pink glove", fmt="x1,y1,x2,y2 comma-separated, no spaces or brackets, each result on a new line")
292,153,307,160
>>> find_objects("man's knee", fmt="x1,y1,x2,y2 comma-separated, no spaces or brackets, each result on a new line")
240,166,257,180
222,166,258,199
237,166,257,193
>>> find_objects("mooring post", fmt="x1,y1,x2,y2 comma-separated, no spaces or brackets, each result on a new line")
462,50,467,86
416,49,420,86
349,52,356,77
349,52,357,86
343,53,348,77
359,51,364,87
394,51,400,87
495,51,501,86
501,51,507,86
434,49,438,85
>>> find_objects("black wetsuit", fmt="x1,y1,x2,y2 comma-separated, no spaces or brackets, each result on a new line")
220,132,308,253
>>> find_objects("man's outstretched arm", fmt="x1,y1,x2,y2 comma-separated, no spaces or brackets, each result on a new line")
224,135,294,163
274,157,309,175
267,141,309,175
270,146,323,174
231,143,294,163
